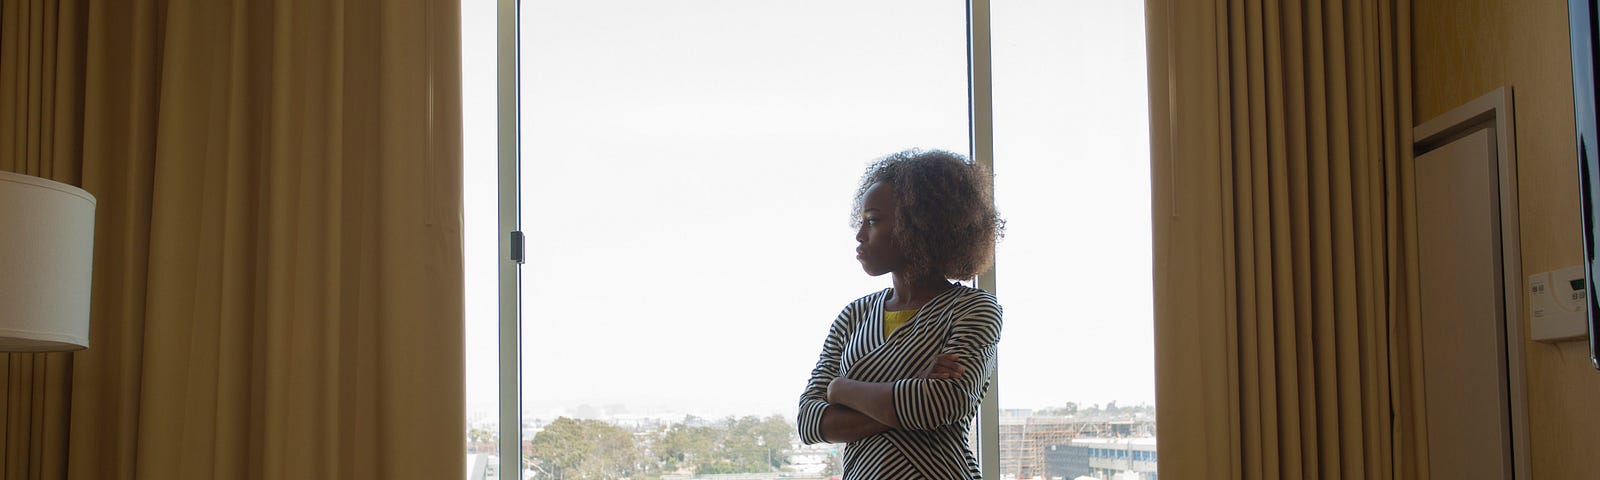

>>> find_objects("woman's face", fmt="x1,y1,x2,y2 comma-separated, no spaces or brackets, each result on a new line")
855,182,906,277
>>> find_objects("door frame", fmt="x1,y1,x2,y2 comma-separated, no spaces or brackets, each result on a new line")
1412,86,1530,480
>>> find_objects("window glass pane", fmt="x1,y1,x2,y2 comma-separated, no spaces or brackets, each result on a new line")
991,1,1155,479
517,2,967,478
462,0,500,475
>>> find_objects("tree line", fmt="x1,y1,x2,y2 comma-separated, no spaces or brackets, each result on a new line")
520,415,800,480
1033,401,1155,418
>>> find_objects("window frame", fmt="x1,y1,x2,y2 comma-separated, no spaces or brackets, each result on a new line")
493,1,997,477
494,0,521,477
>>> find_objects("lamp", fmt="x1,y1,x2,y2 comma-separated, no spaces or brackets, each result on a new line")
0,171,95,352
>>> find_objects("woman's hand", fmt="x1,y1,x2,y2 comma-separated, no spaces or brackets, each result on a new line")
916,353,965,379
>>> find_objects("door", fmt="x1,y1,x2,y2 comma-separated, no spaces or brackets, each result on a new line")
1415,125,1515,479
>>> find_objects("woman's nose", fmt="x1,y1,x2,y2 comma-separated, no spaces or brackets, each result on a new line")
855,225,868,243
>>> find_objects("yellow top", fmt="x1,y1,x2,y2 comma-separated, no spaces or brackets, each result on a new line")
884,309,919,338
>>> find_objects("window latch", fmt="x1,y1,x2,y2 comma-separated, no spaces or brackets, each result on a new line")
510,231,526,264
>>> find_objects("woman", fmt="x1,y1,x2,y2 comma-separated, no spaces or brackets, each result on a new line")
797,149,1005,479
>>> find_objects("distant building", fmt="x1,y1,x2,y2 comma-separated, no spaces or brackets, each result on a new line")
1044,443,1091,479
999,410,1159,479
785,442,837,476
467,454,498,480
1045,437,1157,480
1000,415,1087,477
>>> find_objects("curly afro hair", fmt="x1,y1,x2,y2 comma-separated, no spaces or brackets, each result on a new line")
852,149,1004,281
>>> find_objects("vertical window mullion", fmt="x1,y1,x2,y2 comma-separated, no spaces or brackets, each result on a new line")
966,0,998,478
496,0,523,477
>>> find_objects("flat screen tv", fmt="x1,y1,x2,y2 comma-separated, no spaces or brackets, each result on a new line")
1568,0,1600,370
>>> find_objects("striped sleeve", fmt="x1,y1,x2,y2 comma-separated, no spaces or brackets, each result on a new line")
797,302,857,444
891,293,1002,431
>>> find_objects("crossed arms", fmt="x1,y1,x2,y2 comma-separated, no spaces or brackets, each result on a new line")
816,353,966,442
796,298,1001,444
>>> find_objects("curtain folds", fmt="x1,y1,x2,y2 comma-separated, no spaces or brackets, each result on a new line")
1,0,464,478
0,0,85,477
1147,1,1422,479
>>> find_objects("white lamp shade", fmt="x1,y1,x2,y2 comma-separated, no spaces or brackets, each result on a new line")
0,171,95,352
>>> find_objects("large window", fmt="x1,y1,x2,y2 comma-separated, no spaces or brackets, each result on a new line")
516,2,967,478
991,2,1155,479
466,2,1154,479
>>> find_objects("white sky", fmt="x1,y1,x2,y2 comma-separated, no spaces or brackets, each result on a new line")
462,0,1153,421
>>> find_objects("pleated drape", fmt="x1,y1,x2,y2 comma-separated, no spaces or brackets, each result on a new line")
0,0,85,478
0,0,464,478
1147,1,1425,479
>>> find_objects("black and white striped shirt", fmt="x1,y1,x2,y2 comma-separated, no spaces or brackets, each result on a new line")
798,286,1002,479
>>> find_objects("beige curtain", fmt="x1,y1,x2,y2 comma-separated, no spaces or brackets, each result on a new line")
1146,1,1425,479
0,0,464,478
0,0,85,478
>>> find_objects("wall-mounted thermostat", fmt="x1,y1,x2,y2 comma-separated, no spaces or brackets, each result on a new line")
1528,265,1589,342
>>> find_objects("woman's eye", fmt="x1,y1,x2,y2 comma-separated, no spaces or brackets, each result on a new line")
864,218,880,225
